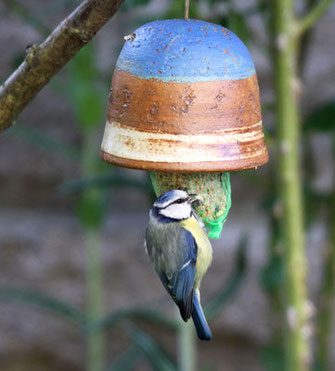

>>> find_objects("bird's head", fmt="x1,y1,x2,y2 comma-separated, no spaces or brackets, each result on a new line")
153,190,201,220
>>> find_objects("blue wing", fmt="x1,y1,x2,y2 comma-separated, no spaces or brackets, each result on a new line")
157,228,198,321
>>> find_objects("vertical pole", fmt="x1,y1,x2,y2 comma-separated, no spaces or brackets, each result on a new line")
81,132,105,371
86,228,104,371
271,1,310,370
177,309,197,371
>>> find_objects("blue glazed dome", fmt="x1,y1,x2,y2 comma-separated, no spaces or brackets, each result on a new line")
116,19,255,83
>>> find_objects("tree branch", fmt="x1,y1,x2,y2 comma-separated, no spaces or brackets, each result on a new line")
296,0,334,36
0,0,123,133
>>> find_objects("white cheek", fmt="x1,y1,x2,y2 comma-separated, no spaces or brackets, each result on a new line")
160,203,191,219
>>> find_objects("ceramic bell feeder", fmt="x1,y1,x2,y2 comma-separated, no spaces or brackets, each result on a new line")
101,19,268,238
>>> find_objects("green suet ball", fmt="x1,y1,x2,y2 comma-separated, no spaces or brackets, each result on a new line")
150,172,231,239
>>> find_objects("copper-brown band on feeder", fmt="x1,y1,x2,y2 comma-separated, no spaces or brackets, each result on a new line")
108,69,262,134
102,67,268,172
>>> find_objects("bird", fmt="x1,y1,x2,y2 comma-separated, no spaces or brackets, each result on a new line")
145,189,213,340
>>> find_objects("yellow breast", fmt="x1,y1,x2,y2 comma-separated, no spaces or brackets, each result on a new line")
181,216,213,288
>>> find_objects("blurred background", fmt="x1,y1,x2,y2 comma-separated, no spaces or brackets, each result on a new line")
0,0,334,370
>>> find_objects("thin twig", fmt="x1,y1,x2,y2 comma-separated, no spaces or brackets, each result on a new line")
185,0,190,20
296,0,334,36
0,0,123,134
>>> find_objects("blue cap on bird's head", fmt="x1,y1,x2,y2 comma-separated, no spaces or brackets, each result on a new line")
154,190,188,208
154,190,200,209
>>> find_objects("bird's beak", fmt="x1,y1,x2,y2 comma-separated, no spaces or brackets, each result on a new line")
188,193,202,207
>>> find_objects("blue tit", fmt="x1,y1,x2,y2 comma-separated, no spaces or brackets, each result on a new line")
145,189,213,341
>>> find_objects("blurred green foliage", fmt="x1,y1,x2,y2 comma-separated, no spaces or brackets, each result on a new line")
68,45,105,131
122,0,151,11
303,100,335,133
124,325,177,371
261,341,285,371
0,286,86,325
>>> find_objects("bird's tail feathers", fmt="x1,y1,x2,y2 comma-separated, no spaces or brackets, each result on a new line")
192,292,212,341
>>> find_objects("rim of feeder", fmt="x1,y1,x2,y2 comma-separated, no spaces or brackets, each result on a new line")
101,19,269,173
101,151,266,172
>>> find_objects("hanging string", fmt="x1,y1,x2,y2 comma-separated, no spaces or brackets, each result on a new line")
185,0,189,20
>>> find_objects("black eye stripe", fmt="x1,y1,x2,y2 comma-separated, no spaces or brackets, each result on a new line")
174,198,188,205
160,198,188,209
